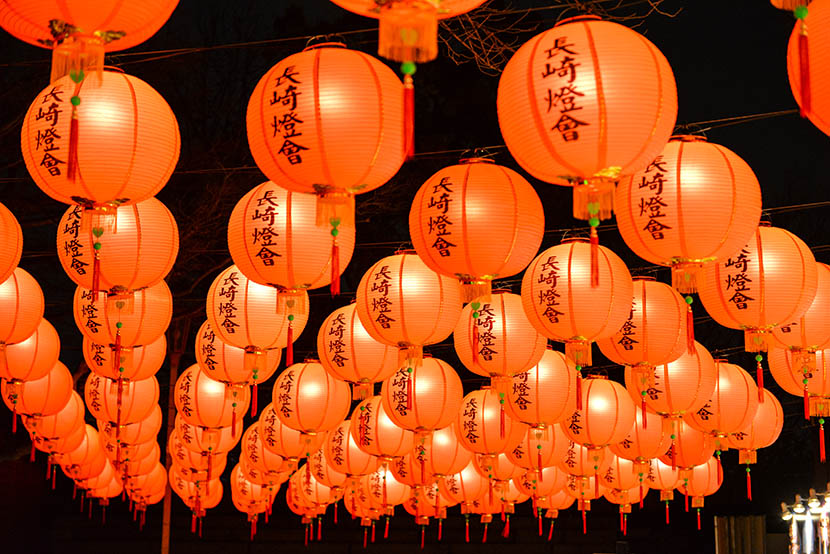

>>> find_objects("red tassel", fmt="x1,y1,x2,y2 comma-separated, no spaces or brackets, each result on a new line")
51,465,56,489
538,453,544,478
746,466,752,501
620,510,624,533
250,518,257,541
686,302,695,354
286,323,294,366
500,402,505,439
482,522,488,543
231,407,237,438
538,512,543,536
799,26,812,117
317,518,321,541
371,521,375,543
92,251,101,299
623,514,627,536
363,527,368,549
74,483,77,499
207,454,212,496
403,74,415,160
503,514,510,538
334,501,338,524
582,507,587,534
594,471,599,498
191,513,197,534
80,491,84,513
465,516,470,543
548,520,554,541
757,358,764,403
67,80,81,181
805,386,811,420
88,499,93,519
141,510,146,530
251,383,257,417
639,484,644,509
576,372,583,411
684,486,689,512
671,439,677,471
697,508,701,530
438,520,442,541
330,242,340,297
717,455,723,486
590,225,599,288
30,442,35,462
116,377,123,438
501,502,505,522
198,517,203,538
642,398,648,430
665,501,670,525
304,524,309,547
472,321,479,365
384,516,389,539
47,460,51,480
821,422,826,463
420,525,425,549
11,403,16,433
420,455,426,484
407,372,412,411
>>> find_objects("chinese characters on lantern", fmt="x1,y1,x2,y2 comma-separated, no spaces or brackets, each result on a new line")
217,271,241,334
79,290,102,334
250,189,281,267
637,156,672,240
34,87,66,177
277,369,295,419
358,402,373,447
541,37,589,142
200,326,218,374
536,255,565,324
370,265,395,329
617,301,639,351
329,426,345,466
426,177,457,257
723,248,754,310
87,342,107,370
62,206,88,275
270,65,308,165
177,371,193,418
461,397,479,444
512,372,532,411
327,312,349,368
475,303,499,361
390,366,409,417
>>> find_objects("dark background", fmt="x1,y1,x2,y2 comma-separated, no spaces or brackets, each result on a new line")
0,0,828,552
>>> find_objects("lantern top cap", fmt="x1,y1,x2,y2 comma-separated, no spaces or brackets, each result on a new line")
669,135,708,143
712,358,728,363
302,42,347,52
758,221,772,228
393,248,418,255
585,374,608,380
459,157,496,165
560,237,589,245
554,15,602,27
633,276,657,282
490,288,513,294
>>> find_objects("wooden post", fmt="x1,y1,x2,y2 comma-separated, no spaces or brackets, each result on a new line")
161,317,191,554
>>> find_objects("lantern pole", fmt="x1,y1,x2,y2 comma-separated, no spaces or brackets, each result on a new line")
161,317,191,554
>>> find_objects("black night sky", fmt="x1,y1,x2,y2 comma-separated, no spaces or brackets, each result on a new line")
0,1,828,552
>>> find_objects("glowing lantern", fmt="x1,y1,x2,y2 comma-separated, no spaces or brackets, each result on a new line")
686,360,759,443
356,250,462,366
380,356,463,436
727,388,783,496
506,423,569,473
473,452,522,483
454,291,547,386
604,485,647,533
246,43,405,234
561,376,636,451
228,181,356,297
241,422,296,477
21,69,180,207
506,349,577,429
351,395,414,459
83,334,165,382
3,361,72,431
497,15,677,233
361,466,409,509
272,360,350,435
410,159,544,299
175,365,250,437
126,462,166,500
699,224,817,360
175,416,240,457
616,136,762,292
206,265,308,367
62,424,105,478
115,442,159,477
0,267,45,346
564,473,607,525
33,421,85,458
73,280,173,347
787,0,830,134
537,490,575,536
84,374,159,428
168,430,228,484
514,466,568,500
769,347,830,419
169,464,223,512
439,461,489,522
557,441,612,487
56,198,178,298
324,419,378,477
259,402,326,464
317,303,398,400
98,404,162,446
521,238,633,370
658,419,715,471
293,466,334,508
0,318,60,382
77,459,115,491
391,451,433,487
683,457,721,528
25,390,83,448
608,408,671,468
600,455,643,493
308,447,348,490
455,387,527,457
648,460,680,521
0,202,21,284
417,424,472,478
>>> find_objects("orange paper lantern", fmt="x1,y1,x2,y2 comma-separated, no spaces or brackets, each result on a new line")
608,408,671,465
773,262,830,369
83,334,165,382
787,0,830,134
506,349,577,428
3,361,72,422
506,423,569,472
84,374,159,426
324,419,379,477
98,404,161,446
175,365,250,435
657,419,715,471
0,318,60,382
259,402,326,462
686,360,759,439
0,201,22,284
728,388,783,463
561,376,636,449
272,360,350,435
769,347,830,418
350,395,414,460
0,267,44,346
455,387,527,457
415,424,472,479
174,415,240,456
25,390,83,443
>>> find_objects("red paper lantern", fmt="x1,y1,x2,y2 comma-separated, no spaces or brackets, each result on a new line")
506,348,577,427
391,451,434,487
415,424,472,479
769,347,830,417
56,198,178,295
175,365,250,436
562,376,636,449
787,0,830,134
126,462,166,499
21,69,180,207
600,455,643,491
506,423,569,473
647,459,680,501
324,419,379,477
658,419,715,470
62,424,105,475
350,395,414,459
616,136,761,292
361,466,409,509
410,159,544,299
380,356,463,434
686,360,759,440
169,465,223,511
0,267,44,346
497,16,677,222
308,447,347,490
272,360,351,435
683,457,721,511
228,181,356,295
439,461,489,509
259,402,326,463
728,389,784,462
84,374,158,430
0,202,21,284
83,334,165,382
473,451,522,483
455,387,527,457
73,280,172,347
25,390,83,444
521,238,633,367
168,430,228,483
608,408,671,465
32,420,85,456
317,303,398,400
773,262,830,370
0,318,60,382
699,224,818,352
356,250,462,365
454,291,547,384
3,361,72,423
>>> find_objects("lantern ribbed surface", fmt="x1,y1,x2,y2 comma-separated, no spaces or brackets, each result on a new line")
84,374,159,425
657,419,714,469
0,201,22,284
3,361,71,416
505,423,568,471
324,419,378,477
83,334,166,382
26,390,83,440
174,365,249,429
727,388,783,452
686,361,758,436
380,357,463,432
562,377,636,448
195,320,281,385
99,405,161,446
769,347,830,398
0,318,59,382
174,415,239,455
506,349,576,427
788,0,830,135
417,424,471,477
272,361,350,434
557,441,611,478
350,395,414,459
684,457,721,499
608,408,670,462
439,461,489,505
601,455,642,491
647,459,679,492
773,262,830,351
259,402,325,460
0,267,44,345
241,424,292,476
455,387,527,456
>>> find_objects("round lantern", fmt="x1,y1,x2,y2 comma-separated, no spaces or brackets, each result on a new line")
293,466,334,508
84,373,158,427
699,224,818,353
647,459,680,505
787,0,830,134
506,423,569,473
98,404,162,446
361,466,409,510
616,136,762,292
686,360,759,441
391,451,433,487
728,388,783,465
324,419,378,477
21,69,180,207
355,250,462,365
597,277,690,384
317,303,398,399
564,473,607,510
175,365,250,436
73,280,172,347
174,415,240,456
0,267,45,346
409,159,544,299
3,361,72,426
83,334,165,382
246,43,405,231
474,451,521,485
272,360,350,435
259,402,326,462
56,198,178,297
308,447,347,490
0,318,60,382
507,349,577,430
169,465,223,511
514,466,568,500
62,424,105,471
0,202,21,284
439,461,489,509
350,395,414,460
521,238,633,368
78,459,115,491
497,15,677,224
608,408,671,466
25,390,83,443
561,376,636,449
683,457,721,519
769,347,830,418
205,265,308,364
600,455,643,492
416,424,472,479
33,420,85,456
455,387,527,457
126,462,166,499
228,181,356,296
454,290,547,384
556,440,612,479
773,262,830,372
380,356,463,435
168,431,228,484
658,419,715,471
